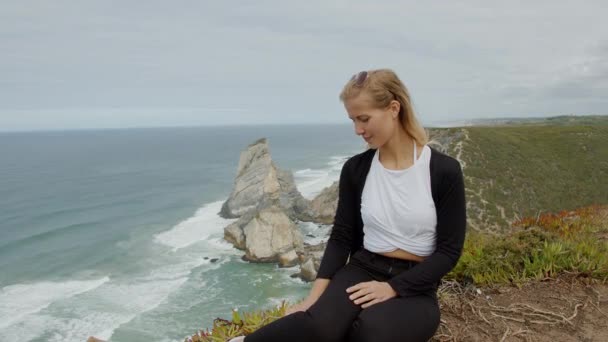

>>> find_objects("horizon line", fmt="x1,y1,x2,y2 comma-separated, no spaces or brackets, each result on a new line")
0,114,605,134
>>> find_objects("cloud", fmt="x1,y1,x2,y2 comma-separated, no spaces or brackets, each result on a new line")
0,1,607,130
544,43,608,99
499,41,608,114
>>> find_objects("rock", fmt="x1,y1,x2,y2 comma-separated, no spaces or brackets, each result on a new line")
298,241,327,260
223,209,257,250
276,168,316,221
224,222,246,250
219,138,317,222
219,138,279,218
427,128,465,154
219,138,347,270
299,258,317,282
210,258,219,263
293,242,327,282
309,181,339,224
242,205,303,262
278,250,299,267
87,337,106,342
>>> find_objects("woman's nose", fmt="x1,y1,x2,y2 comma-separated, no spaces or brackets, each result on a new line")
355,124,365,135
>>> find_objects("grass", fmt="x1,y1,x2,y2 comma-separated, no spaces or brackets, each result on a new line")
186,204,608,341
184,304,287,342
448,205,608,285
435,123,608,233
467,114,608,127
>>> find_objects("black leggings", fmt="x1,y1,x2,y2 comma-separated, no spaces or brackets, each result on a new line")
244,248,440,342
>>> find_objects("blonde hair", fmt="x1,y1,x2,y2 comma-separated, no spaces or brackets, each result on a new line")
339,69,428,148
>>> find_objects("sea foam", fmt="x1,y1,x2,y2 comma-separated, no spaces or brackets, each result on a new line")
154,200,238,251
0,277,110,330
294,155,346,199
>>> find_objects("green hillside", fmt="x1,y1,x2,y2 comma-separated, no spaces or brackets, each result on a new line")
429,116,608,233
466,114,608,127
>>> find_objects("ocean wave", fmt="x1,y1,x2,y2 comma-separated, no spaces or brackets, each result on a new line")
153,200,238,251
0,276,110,330
0,219,106,253
293,155,345,199
0,255,218,342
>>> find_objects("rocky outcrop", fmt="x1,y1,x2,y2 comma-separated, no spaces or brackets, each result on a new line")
224,208,259,250
298,258,317,281
219,138,278,218
219,138,314,222
278,250,299,268
309,181,338,224
224,222,247,250
224,203,304,263
276,168,317,222
291,242,327,281
221,137,342,280
224,205,326,277
427,128,465,155
242,205,303,262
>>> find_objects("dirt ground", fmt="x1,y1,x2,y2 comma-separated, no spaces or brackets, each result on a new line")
432,274,608,341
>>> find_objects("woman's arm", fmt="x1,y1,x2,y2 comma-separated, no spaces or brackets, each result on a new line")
316,158,359,279
308,278,330,302
286,157,360,315
285,278,331,315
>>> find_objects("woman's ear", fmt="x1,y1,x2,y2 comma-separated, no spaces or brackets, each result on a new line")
390,100,400,117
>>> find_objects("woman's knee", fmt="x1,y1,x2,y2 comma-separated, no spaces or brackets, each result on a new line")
347,298,440,342
304,265,371,341
305,307,361,342
299,310,350,342
347,316,377,342
349,316,438,342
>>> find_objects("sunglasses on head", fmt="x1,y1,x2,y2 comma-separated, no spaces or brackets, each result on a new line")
350,71,368,86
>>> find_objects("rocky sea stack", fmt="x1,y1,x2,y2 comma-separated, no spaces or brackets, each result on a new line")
220,138,340,281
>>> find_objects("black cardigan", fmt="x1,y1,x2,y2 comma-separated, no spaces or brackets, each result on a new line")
316,146,467,297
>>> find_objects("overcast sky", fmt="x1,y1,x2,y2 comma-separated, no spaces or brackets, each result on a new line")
1,1,607,131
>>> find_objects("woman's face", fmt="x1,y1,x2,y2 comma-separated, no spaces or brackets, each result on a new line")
344,92,400,148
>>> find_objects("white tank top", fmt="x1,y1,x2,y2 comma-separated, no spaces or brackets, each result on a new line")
361,142,437,256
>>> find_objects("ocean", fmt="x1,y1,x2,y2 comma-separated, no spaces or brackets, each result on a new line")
0,124,365,342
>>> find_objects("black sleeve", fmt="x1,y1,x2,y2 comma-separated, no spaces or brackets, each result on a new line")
386,161,466,297
315,159,358,279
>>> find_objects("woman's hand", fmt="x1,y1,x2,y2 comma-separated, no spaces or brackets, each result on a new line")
346,281,397,309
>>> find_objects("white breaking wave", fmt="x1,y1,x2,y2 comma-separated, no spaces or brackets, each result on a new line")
294,155,347,199
153,200,238,251
0,277,110,333
298,221,330,246
53,277,188,342
0,256,220,342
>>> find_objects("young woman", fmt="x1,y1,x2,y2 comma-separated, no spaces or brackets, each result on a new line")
230,69,467,342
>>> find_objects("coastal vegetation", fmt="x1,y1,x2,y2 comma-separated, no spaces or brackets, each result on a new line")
432,117,607,233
